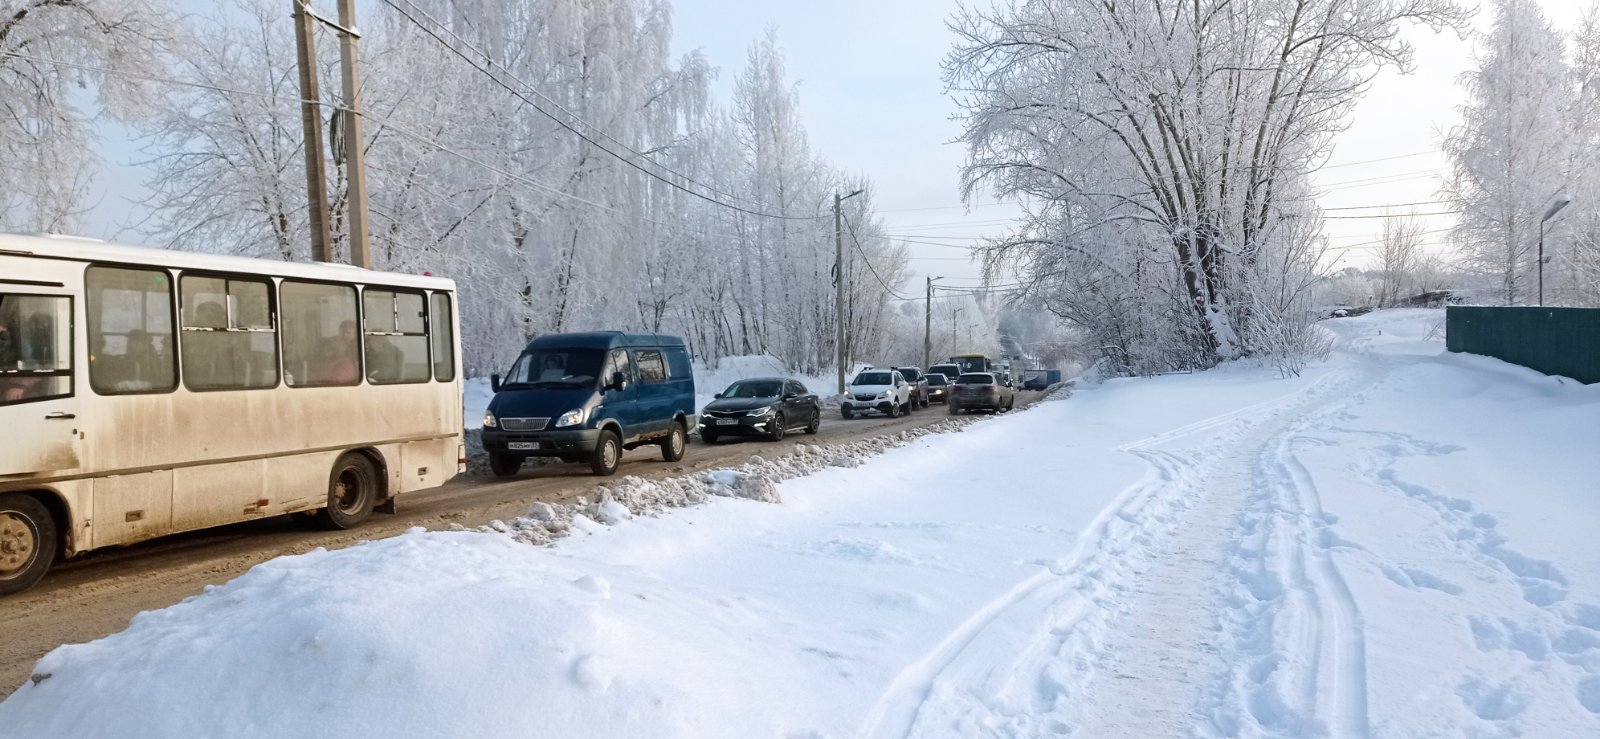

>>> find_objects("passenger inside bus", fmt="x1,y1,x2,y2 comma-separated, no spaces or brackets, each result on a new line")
0,311,37,402
318,320,360,385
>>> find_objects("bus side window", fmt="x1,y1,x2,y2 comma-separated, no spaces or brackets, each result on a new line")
363,288,430,385
429,293,455,382
86,266,177,395
0,294,73,405
282,281,360,387
179,275,278,391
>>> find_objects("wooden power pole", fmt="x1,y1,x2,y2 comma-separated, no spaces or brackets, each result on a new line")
292,0,333,263
292,0,372,268
335,0,371,269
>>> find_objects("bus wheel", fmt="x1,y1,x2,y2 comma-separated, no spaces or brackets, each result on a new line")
489,452,522,478
315,454,378,530
0,494,56,596
590,430,622,476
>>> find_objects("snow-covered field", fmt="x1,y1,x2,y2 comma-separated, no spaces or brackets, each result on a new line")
4,310,1597,738
461,354,858,428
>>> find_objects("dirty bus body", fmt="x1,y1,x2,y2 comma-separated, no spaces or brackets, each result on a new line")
0,234,464,595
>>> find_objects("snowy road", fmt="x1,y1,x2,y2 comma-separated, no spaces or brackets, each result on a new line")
2,310,1597,738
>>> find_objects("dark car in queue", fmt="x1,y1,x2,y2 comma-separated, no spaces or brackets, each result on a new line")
699,378,821,443
925,372,950,403
894,367,930,408
948,372,1015,414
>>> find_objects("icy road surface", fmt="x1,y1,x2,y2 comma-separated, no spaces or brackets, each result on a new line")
2,309,1597,738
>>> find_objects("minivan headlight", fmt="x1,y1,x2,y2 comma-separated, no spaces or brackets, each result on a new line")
555,408,587,428
483,411,497,428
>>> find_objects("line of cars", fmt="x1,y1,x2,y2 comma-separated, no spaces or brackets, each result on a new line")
479,332,1029,480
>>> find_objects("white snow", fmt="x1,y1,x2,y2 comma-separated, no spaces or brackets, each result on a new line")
5,309,1598,738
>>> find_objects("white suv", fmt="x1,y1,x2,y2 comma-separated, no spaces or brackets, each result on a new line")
841,368,912,419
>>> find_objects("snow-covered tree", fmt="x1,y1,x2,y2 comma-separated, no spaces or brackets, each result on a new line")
945,0,1463,373
1442,0,1571,306
0,0,173,230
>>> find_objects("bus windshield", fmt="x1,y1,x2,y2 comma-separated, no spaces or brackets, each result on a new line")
504,348,606,388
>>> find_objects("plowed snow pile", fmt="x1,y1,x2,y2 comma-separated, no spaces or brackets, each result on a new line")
3,310,1597,738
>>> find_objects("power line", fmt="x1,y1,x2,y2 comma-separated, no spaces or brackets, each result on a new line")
1316,149,1440,170
843,215,913,300
1320,210,1461,220
378,0,826,222
0,50,854,253
1321,199,1452,211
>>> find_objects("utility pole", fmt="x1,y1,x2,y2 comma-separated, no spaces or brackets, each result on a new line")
292,1,371,268
292,0,333,263
834,189,863,393
923,276,940,369
335,0,371,268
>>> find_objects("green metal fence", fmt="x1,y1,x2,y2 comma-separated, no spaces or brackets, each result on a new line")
1446,306,1600,384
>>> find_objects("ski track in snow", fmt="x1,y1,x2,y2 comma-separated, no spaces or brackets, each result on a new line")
858,370,1358,738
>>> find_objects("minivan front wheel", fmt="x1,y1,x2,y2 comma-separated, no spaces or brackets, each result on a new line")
590,430,622,476
489,452,522,478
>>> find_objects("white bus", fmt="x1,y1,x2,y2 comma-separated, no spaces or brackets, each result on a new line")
0,233,464,594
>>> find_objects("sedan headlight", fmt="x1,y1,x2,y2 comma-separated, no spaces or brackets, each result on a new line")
483,411,497,428
747,405,774,417
555,407,587,428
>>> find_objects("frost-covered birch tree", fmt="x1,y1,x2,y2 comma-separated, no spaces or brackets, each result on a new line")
127,0,908,375
0,0,172,230
945,0,1462,373
1442,0,1571,306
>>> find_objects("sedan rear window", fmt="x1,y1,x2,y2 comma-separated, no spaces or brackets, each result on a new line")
956,373,994,384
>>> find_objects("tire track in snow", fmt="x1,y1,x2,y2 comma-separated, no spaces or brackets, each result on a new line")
858,370,1352,738
1200,370,1379,738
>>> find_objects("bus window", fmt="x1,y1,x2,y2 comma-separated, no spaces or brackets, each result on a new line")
86,266,177,394
281,281,361,387
363,288,430,384
0,295,73,405
179,275,278,391
429,293,455,382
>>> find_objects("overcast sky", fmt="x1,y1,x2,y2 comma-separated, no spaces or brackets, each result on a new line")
82,0,1588,290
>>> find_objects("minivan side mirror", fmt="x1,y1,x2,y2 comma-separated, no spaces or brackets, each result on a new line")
609,371,628,391
490,373,501,393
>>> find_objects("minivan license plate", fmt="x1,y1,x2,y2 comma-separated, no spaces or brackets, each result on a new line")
507,442,537,450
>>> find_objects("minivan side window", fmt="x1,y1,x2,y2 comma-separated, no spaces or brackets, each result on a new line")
605,349,632,385
664,348,691,379
636,349,666,383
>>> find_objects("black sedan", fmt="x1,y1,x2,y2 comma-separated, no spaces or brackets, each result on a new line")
698,377,822,442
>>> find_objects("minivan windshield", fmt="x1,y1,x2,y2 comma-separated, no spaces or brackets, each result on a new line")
897,368,921,381
853,371,893,386
723,380,783,398
504,348,606,388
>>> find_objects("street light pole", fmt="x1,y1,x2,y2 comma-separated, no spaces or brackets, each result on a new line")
1538,194,1571,306
834,189,864,394
923,277,941,370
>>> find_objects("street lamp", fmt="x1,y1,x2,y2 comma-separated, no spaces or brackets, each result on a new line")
1539,194,1571,306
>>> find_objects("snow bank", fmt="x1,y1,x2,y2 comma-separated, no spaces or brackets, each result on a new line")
8,310,1599,738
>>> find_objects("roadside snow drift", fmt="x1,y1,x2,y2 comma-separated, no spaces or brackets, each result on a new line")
3,309,1598,738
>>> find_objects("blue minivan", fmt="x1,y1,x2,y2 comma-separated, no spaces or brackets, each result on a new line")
481,332,696,476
